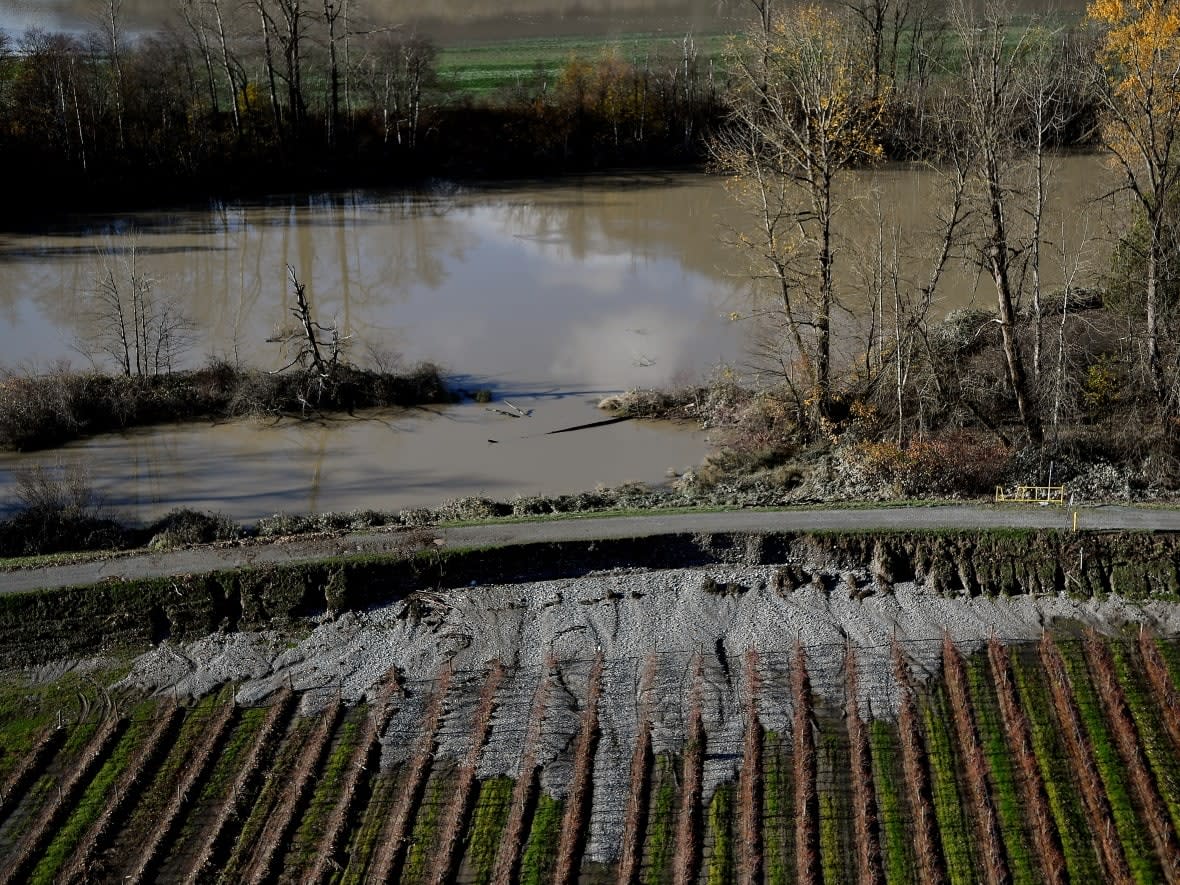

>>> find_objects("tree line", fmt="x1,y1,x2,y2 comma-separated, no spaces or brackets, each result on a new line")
0,0,1104,213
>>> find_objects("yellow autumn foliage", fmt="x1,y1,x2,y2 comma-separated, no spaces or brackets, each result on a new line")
1088,0,1180,160
765,4,885,167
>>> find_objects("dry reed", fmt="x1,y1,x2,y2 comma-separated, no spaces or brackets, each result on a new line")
615,655,656,885
738,650,765,885
792,642,820,885
672,656,706,885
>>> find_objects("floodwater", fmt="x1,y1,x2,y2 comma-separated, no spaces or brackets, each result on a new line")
0,159,1119,521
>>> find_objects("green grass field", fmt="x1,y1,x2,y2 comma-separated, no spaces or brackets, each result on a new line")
435,31,732,96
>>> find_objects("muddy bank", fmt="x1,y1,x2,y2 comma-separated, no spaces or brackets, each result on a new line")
2,528,1180,666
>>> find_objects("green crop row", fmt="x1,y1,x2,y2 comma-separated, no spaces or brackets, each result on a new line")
643,753,679,885
922,686,977,885
1057,641,1160,884
402,768,455,884
965,656,1037,885
465,776,514,885
290,715,362,873
868,720,915,885
705,784,735,885
519,793,564,885
339,769,399,885
1107,640,1180,835
29,701,155,884
762,732,793,885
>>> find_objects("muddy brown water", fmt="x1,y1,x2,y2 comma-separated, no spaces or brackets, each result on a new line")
0,159,1119,521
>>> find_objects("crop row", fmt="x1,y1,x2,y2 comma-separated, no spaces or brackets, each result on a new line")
0,633,1177,882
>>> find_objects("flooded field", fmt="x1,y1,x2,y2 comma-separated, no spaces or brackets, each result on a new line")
0,159,1119,520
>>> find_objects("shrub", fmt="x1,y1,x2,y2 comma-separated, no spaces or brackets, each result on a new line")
146,509,241,550
848,430,1010,497
0,463,127,557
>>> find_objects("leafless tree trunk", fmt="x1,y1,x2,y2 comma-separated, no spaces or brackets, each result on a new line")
101,0,126,150
179,0,220,114
275,0,307,134
955,0,1043,445
256,0,283,130
209,0,241,135
323,0,341,147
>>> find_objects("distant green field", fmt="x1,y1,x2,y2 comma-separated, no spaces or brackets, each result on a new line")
434,31,734,96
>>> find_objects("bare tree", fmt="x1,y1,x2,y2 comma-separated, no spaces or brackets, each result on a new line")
79,239,196,377
269,266,351,412
97,0,126,150
254,0,283,129
953,0,1043,445
713,4,885,429
323,0,342,147
177,0,221,115
354,32,436,148
209,0,241,134
273,0,309,134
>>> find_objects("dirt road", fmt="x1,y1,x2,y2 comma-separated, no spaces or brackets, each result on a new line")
3,504,1179,595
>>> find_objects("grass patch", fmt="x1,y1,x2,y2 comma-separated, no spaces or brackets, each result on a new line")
518,792,564,885
28,699,155,884
401,768,453,884
922,686,977,885
705,783,734,885
466,776,514,885
763,731,794,885
435,32,731,97
868,720,915,885
965,654,1038,885
1057,640,1162,884
0,660,131,785
643,753,679,885
289,713,362,871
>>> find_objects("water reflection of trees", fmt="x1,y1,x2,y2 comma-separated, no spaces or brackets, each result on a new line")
0,166,1115,374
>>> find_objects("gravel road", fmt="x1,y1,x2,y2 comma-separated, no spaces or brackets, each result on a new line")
3,504,1179,594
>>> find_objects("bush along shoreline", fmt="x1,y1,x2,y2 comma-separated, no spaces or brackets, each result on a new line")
0,361,451,452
